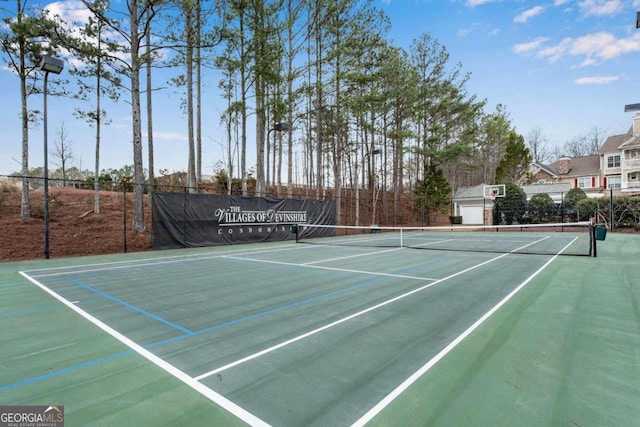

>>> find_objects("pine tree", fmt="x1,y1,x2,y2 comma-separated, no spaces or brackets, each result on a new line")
495,131,532,184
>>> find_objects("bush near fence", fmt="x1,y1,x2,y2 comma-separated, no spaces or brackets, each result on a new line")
574,196,640,230
494,194,640,231
5,173,637,261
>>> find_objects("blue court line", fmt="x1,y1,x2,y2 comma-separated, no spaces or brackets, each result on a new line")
2,273,393,390
0,282,28,289
0,303,61,317
399,256,454,274
3,258,451,392
147,273,392,348
66,278,195,335
0,296,104,318
0,350,134,392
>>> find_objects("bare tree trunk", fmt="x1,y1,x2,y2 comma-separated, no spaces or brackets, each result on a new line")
265,89,270,189
196,0,202,185
255,76,266,197
130,0,146,232
186,7,196,193
315,15,323,200
19,6,29,218
277,125,283,198
286,0,294,199
239,8,248,196
145,9,154,195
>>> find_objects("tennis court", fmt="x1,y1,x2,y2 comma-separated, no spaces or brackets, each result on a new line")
1,228,639,426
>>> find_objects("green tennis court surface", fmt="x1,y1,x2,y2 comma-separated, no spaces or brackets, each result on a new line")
1,232,638,426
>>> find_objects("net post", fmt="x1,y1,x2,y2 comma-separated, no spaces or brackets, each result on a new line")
589,217,597,257
400,228,404,248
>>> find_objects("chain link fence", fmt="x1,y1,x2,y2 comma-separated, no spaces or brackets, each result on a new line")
2,174,637,260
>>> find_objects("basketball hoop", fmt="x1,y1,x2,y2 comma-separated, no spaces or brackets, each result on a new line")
483,184,505,200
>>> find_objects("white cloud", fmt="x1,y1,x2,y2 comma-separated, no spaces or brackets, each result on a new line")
465,0,499,7
578,0,623,17
458,22,500,38
514,32,640,64
575,75,620,84
45,0,93,24
537,38,573,62
514,6,545,24
575,56,598,67
154,132,188,142
571,32,640,60
43,0,134,69
512,37,549,54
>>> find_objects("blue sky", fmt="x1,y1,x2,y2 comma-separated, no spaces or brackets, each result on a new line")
2,0,640,177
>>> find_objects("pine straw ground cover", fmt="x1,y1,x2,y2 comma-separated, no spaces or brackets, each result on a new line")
0,183,151,262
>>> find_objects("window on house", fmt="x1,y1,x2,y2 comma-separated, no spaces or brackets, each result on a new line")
607,175,621,189
630,150,638,159
607,154,621,168
577,177,592,188
630,172,639,182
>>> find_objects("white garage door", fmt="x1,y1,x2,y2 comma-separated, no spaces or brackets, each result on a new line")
459,205,484,225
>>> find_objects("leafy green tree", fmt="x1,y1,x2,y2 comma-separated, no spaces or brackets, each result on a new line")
564,187,587,212
1,1,60,218
496,182,526,225
527,193,556,223
68,0,122,214
409,33,484,193
575,196,640,229
413,164,451,225
80,0,164,232
377,44,417,224
474,105,512,184
495,131,532,184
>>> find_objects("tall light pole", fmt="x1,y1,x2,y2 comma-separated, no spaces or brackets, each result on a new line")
266,122,289,197
39,55,64,259
370,148,382,226
355,147,381,226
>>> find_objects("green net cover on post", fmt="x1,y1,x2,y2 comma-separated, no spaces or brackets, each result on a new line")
595,225,607,241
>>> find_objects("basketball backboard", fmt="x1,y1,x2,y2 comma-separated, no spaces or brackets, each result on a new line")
483,184,506,199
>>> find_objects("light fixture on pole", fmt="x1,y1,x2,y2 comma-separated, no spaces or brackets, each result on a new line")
266,122,289,196
369,148,382,226
267,122,289,142
39,55,64,259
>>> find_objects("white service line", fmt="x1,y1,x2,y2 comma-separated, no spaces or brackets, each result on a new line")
302,247,404,265
26,242,307,278
19,271,271,427
350,236,577,427
194,250,512,381
221,254,437,281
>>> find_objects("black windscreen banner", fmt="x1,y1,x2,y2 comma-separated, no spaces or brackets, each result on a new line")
152,192,336,249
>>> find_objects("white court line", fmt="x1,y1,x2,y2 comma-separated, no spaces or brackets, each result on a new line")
18,271,271,427
194,250,513,381
302,247,404,265
350,236,578,427
25,242,310,278
221,254,437,282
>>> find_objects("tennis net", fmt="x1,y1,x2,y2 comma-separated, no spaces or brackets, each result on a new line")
294,222,595,256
